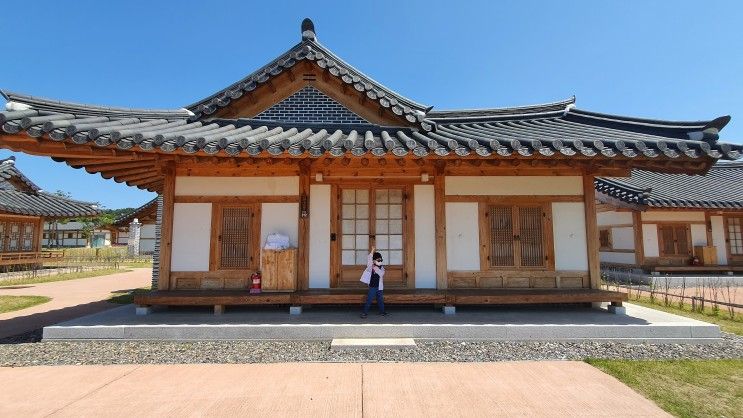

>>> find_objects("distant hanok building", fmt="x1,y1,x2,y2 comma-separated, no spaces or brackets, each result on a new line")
0,156,98,267
109,197,158,254
0,19,740,312
595,161,743,273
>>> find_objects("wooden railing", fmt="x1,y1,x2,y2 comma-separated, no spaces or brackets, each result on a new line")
0,251,64,266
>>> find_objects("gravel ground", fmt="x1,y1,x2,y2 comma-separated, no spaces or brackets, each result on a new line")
0,331,741,367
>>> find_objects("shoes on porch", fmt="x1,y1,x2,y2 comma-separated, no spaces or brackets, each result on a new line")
360,313,368,319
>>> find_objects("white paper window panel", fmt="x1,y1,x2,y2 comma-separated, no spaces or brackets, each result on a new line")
377,220,388,234
389,250,403,264
389,205,402,219
342,250,355,265
390,220,402,234
356,220,369,234
355,251,367,264
342,204,355,219
356,190,369,203
356,204,369,218
375,190,388,203
389,189,403,203
376,235,389,249
389,235,403,250
342,189,356,203
376,205,388,219
342,235,355,249
355,235,367,249
342,220,355,234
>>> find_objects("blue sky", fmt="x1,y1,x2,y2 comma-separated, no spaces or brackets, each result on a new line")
1,0,741,209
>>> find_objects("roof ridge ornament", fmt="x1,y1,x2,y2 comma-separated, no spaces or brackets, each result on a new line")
301,18,316,41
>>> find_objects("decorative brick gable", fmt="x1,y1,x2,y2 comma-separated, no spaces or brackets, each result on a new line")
255,86,368,124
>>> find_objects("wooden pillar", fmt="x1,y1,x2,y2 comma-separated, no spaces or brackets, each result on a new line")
633,210,645,266
583,175,600,289
34,217,44,252
297,163,310,290
158,162,176,290
704,211,713,246
434,167,447,289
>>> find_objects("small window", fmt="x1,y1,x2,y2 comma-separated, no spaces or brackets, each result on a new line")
599,228,612,250
658,224,691,257
67,232,74,239
483,204,550,269
213,204,261,270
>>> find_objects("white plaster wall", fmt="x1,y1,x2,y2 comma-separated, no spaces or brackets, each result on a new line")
611,227,635,250
711,215,728,265
690,224,708,247
141,224,156,240
597,211,633,226
175,177,299,196
552,202,588,270
171,203,212,271
642,224,660,257
260,203,299,249
445,176,582,196
641,211,705,222
600,251,637,264
445,203,480,270
309,185,331,288
414,185,436,288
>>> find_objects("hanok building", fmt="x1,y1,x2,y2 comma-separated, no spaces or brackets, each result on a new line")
595,161,743,273
109,197,158,254
0,156,99,267
0,20,739,311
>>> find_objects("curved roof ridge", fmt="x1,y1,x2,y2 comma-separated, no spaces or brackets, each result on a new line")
113,197,158,227
185,35,431,127
568,107,730,131
2,90,192,119
429,96,575,117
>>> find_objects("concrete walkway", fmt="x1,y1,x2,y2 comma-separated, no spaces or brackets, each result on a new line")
0,362,668,417
0,268,151,338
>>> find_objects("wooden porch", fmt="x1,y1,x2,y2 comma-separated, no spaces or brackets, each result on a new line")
134,288,627,313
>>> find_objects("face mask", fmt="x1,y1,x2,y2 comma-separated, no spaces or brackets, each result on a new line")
374,260,383,267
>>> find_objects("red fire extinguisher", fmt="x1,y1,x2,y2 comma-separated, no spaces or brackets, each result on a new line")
250,271,262,294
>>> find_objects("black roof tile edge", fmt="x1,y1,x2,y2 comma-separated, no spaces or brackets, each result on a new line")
112,197,158,227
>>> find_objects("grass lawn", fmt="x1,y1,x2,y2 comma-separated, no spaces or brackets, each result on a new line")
627,295,743,336
108,287,151,304
120,261,153,268
0,268,130,287
0,295,51,313
587,359,743,418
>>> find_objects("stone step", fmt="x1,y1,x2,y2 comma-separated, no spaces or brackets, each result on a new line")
330,338,416,350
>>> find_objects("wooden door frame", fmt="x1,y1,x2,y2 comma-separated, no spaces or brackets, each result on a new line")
657,223,692,257
723,215,743,265
209,202,262,272
329,182,415,289
478,202,555,271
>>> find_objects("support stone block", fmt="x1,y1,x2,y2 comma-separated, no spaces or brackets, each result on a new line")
135,306,152,316
289,306,303,315
214,305,225,315
608,305,627,315
443,305,456,315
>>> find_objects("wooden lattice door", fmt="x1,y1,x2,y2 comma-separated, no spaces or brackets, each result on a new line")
331,186,410,288
210,204,261,271
483,204,552,269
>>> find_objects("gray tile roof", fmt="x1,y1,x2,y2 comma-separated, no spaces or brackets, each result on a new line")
0,157,99,217
185,19,432,129
595,161,743,209
1,106,740,160
112,197,157,227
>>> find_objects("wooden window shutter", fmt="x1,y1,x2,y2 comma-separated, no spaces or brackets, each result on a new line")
219,206,254,269
489,206,514,267
518,206,545,267
674,225,690,255
659,225,676,256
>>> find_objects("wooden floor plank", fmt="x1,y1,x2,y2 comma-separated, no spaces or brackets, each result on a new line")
134,288,626,307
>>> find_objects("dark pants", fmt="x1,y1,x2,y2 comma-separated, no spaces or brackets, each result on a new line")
362,287,385,314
